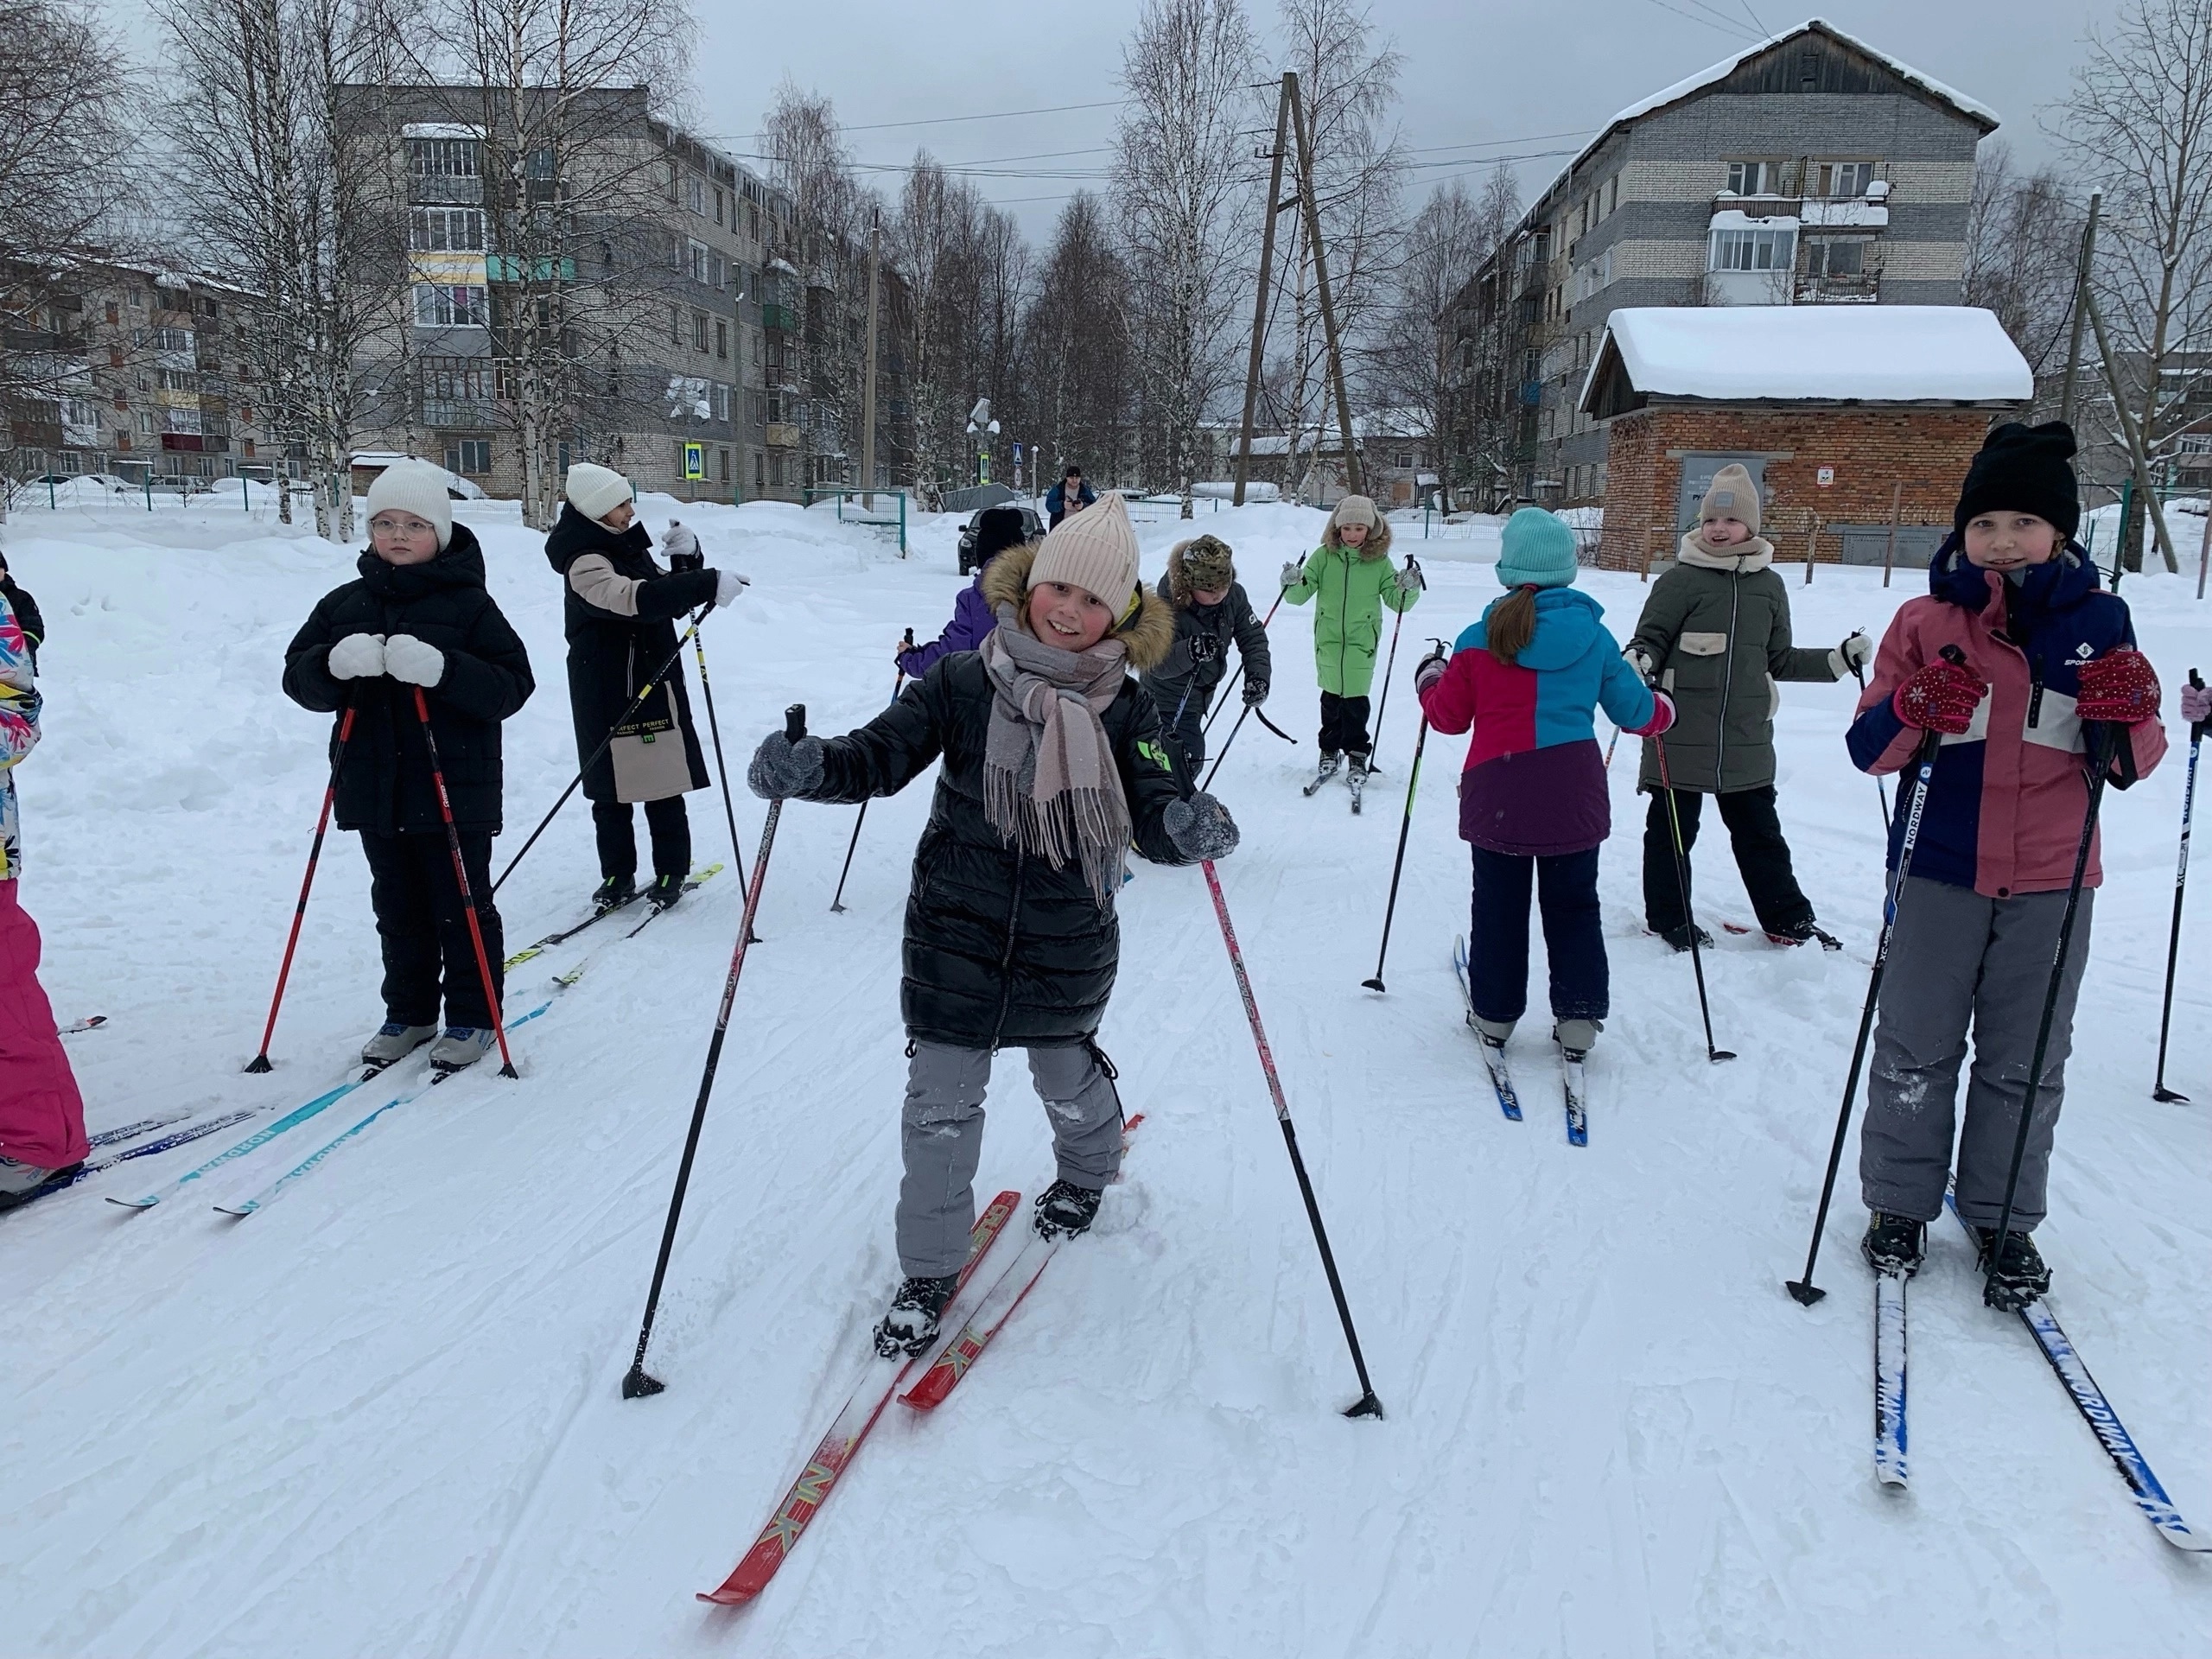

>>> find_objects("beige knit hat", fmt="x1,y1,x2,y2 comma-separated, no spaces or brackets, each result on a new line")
364,459,454,550
1331,494,1381,530
564,461,632,524
1029,490,1141,620
1699,464,1761,536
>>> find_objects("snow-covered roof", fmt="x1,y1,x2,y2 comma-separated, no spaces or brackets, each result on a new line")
1608,18,1998,132
1579,306,2033,413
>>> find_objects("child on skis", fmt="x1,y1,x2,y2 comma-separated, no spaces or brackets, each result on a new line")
746,493,1240,1356
1848,422,2166,1308
1416,509,1673,1071
1140,532,1271,776
546,462,744,914
0,578,88,1210
283,460,535,1074
1281,494,1421,796
1627,465,1870,950
899,505,1027,677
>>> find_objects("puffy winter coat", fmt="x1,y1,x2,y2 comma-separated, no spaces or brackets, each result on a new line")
1045,480,1098,527
899,560,1006,677
0,594,36,880
1283,518,1420,698
1630,537,1841,794
798,543,1185,1049
283,525,536,834
1138,542,1272,727
1420,587,1663,857
1847,538,2167,897
544,504,718,804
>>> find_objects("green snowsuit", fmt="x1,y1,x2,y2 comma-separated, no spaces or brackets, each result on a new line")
1283,526,1421,698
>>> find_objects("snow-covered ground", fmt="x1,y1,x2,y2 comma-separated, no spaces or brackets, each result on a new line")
3,496,2209,1656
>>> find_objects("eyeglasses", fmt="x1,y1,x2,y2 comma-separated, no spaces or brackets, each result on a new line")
371,515,432,535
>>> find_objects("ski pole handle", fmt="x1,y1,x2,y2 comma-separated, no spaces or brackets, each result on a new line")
2192,668,2207,741
1939,644,1967,668
785,704,807,743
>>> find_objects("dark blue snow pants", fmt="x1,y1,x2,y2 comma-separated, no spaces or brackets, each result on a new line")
1466,845,1607,1027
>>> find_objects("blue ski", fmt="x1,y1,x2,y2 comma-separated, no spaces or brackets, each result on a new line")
1874,1270,1908,1487
110,1069,408,1211
9,1109,264,1212
1453,935,1522,1122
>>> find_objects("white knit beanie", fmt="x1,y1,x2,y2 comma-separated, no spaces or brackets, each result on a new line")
1028,490,1141,620
564,461,632,524
1331,494,1380,531
364,459,454,550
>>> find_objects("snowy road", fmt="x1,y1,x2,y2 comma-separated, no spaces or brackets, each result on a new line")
3,497,2208,1656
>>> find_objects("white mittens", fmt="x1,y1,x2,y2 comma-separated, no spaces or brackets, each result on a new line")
327,633,385,680
383,633,445,687
714,569,751,607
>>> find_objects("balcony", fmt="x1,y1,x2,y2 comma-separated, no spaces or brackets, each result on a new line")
761,302,798,334
765,422,799,448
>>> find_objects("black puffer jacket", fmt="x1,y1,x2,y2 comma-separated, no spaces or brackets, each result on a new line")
543,504,719,804
803,545,1185,1049
283,525,535,834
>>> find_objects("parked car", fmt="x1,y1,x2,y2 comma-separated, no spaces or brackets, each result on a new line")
957,504,1042,576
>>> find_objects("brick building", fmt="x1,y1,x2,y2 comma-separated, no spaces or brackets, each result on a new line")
1580,305,2032,572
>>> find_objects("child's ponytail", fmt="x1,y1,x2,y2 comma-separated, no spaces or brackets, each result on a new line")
1486,585,1541,665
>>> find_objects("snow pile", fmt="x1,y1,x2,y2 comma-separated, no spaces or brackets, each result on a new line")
0,499,2209,1655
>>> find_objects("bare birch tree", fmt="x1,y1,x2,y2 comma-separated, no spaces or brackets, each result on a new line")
1964,142,2083,393
1116,0,1260,515
1025,191,1137,486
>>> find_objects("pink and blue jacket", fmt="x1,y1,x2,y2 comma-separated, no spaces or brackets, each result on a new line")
1419,587,1667,856
1847,540,2167,897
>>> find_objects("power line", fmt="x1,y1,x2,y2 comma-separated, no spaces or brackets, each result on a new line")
1638,0,1757,37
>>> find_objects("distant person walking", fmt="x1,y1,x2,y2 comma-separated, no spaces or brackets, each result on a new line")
1046,464,1098,529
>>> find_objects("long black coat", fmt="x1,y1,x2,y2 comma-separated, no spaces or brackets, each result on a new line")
803,545,1185,1050
543,504,718,804
283,526,535,834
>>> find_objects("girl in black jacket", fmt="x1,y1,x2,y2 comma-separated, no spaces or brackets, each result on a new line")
283,461,534,1073
547,463,745,912
748,494,1240,1355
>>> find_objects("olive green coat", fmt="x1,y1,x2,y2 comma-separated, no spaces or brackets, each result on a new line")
1630,543,1840,794
1283,521,1421,698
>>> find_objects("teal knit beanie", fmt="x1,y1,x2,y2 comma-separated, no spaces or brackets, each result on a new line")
1496,508,1580,588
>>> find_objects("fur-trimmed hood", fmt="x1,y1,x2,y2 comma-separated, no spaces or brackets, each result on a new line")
1322,516,1394,560
980,541,1175,672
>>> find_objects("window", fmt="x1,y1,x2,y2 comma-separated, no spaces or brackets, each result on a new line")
409,137,480,178
709,252,725,289
754,452,765,489
128,287,143,308
149,327,194,352
156,368,200,392
445,438,492,474
670,304,682,344
1815,161,1874,200
689,238,712,284
105,302,118,324
410,207,486,251
1804,237,1866,277
687,175,706,215
715,320,728,359
413,283,488,327
1725,160,1777,196
162,405,202,436
712,382,731,422
715,187,724,225
137,410,157,434
1605,175,1618,217
524,147,556,181
752,332,762,367
719,447,730,482
1709,227,1795,271
692,309,709,351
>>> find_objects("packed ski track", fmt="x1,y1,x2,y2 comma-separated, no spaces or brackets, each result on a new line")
3,496,2209,1656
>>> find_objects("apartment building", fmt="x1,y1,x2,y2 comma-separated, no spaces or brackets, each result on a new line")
1442,20,1997,508
2,260,270,487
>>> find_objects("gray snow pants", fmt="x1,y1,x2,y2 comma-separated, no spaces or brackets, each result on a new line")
898,1039,1125,1278
1857,876,2094,1230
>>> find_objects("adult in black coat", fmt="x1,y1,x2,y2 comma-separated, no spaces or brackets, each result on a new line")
283,462,533,1066
1043,464,1098,528
544,462,741,909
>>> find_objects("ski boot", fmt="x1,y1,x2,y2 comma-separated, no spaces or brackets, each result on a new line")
1656,923,1713,953
1860,1211,1927,1277
1769,919,1843,951
1973,1224,2051,1311
1553,1017,1600,1058
646,873,685,912
0,1155,79,1211
592,873,637,912
429,1026,498,1073
1303,751,1342,796
1346,753,1370,814
361,1020,436,1072
874,1274,960,1357
1033,1179,1104,1241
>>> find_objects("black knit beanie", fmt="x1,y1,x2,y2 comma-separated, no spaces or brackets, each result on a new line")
972,505,1029,563
1954,421,2080,541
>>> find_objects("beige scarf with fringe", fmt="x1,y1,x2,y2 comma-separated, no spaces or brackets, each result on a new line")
980,603,1132,906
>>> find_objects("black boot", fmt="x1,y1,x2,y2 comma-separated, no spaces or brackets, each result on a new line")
1658,923,1713,953
874,1274,960,1357
1033,1179,1103,1241
593,873,637,912
646,873,684,911
1860,1211,1927,1276
1768,919,1843,950
1974,1225,2052,1311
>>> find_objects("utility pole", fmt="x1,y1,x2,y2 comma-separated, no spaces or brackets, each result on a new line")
2058,191,2101,429
1286,71,1361,499
1235,76,1294,508
860,208,882,510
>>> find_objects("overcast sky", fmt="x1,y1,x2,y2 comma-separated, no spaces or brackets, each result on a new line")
680,0,2101,241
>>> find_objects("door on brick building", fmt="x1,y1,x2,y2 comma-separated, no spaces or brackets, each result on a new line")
1676,453,1770,533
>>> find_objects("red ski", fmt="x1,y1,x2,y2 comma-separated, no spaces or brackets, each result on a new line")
696,1188,1020,1606
902,1115,1143,1413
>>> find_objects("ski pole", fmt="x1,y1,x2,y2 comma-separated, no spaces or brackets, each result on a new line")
690,606,754,901
2152,670,2204,1103
1367,558,1421,770
1604,725,1621,770
1983,721,2120,1301
410,686,517,1079
1361,713,1431,993
1848,651,1892,830
1202,857,1384,1420
245,701,355,1072
1204,589,1285,737
1652,733,1735,1065
492,617,710,894
833,632,912,912
625,704,806,1400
